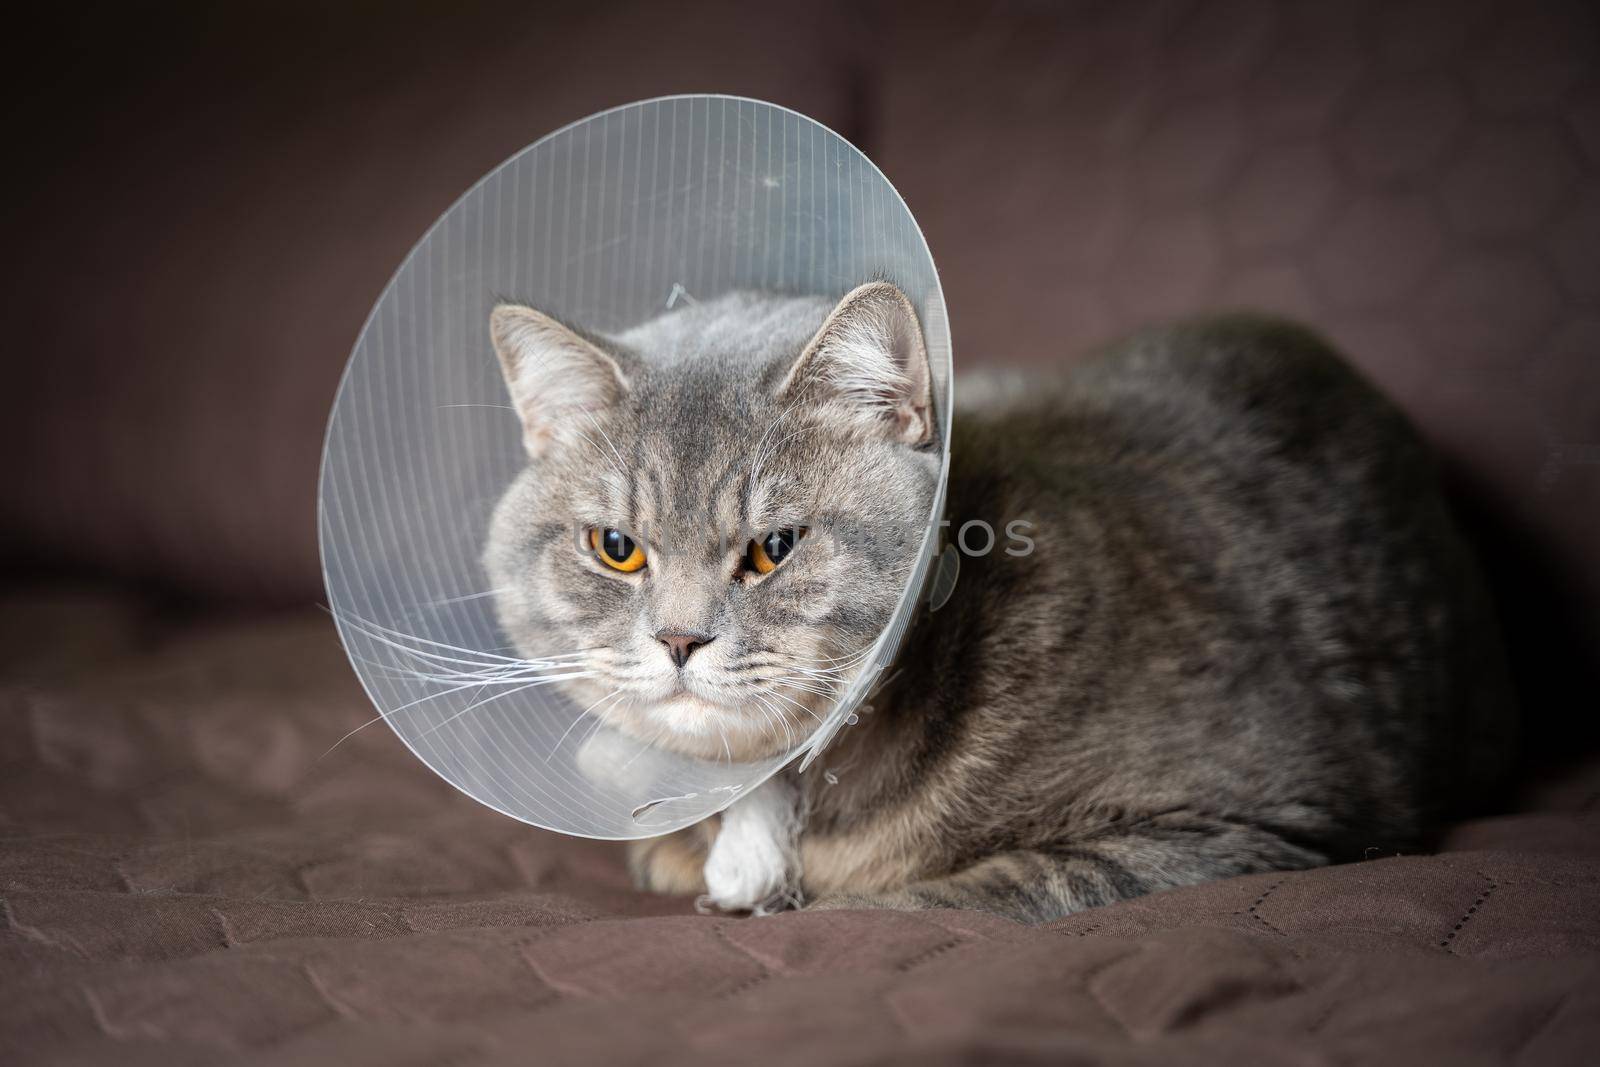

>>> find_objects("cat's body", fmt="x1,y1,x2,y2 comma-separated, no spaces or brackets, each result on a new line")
806,317,1516,917
485,290,1517,923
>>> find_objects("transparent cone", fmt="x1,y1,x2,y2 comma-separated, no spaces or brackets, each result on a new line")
319,96,952,839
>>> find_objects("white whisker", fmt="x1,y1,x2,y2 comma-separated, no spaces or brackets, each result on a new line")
426,587,512,606
548,688,627,762
319,712,388,759
571,425,627,484
748,690,796,748
582,410,632,481
622,722,675,768
746,396,805,487
760,684,825,724
414,672,598,741
333,609,530,663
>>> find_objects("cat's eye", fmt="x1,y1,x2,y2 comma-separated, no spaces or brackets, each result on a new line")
590,527,646,572
748,527,807,575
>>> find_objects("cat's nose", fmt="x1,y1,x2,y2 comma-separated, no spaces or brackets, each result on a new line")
655,629,714,669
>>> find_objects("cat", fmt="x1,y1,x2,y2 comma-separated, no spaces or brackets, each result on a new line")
483,284,1517,922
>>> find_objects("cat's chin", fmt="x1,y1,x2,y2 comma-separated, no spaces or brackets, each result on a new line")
621,691,808,764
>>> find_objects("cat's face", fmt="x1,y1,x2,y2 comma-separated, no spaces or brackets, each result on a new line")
484,286,939,763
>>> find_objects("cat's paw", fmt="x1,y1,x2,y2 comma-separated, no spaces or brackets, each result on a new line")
703,830,795,912
702,777,800,913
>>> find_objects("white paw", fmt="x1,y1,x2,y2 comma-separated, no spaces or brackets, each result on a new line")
703,776,800,912
704,839,788,910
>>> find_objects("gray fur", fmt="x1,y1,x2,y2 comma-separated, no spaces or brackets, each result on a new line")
484,288,939,763
487,293,1518,923
799,314,1518,919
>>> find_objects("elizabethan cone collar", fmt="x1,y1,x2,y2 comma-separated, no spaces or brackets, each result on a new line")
319,96,952,839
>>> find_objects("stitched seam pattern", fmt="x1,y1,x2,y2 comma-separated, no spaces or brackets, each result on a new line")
1081,950,1141,1041
895,937,963,972
711,922,776,999
1246,881,1286,937
1057,919,1104,938
1440,876,1496,953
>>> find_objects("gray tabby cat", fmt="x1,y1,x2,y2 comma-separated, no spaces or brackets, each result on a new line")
483,284,1517,923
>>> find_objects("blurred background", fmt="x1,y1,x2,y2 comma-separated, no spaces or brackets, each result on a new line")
3,0,1597,767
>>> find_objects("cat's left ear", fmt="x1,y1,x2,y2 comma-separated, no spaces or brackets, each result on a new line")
780,282,934,447
490,304,629,459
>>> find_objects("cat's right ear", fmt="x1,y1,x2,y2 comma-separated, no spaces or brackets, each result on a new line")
489,304,629,459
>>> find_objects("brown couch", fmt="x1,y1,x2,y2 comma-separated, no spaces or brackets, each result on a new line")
3,591,1598,1064
4,2,1598,1062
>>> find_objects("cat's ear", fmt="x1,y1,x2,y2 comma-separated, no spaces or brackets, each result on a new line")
780,282,934,447
490,304,629,459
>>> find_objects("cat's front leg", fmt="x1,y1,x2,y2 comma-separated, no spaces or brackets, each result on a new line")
703,775,801,913
628,820,714,895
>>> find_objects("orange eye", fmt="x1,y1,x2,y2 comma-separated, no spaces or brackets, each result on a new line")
748,527,806,575
590,527,646,572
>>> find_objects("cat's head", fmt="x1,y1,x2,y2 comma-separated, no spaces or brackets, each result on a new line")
483,284,939,763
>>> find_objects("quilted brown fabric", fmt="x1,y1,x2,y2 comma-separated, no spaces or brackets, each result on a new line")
3,591,1598,1065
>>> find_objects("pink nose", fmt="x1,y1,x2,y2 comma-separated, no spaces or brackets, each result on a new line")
655,630,713,669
